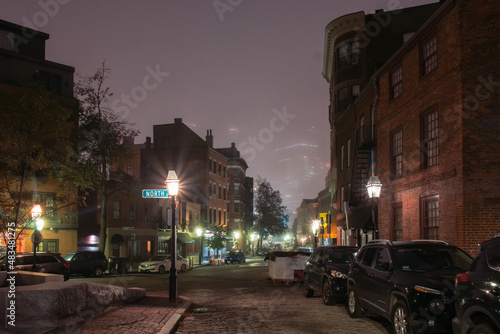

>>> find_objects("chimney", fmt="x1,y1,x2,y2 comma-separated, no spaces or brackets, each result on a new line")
206,129,213,148
174,118,182,124
146,137,151,149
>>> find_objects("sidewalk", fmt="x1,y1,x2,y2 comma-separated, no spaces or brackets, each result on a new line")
70,259,249,334
78,293,191,334
75,262,213,334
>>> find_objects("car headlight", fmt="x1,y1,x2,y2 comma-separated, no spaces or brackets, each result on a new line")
330,270,347,279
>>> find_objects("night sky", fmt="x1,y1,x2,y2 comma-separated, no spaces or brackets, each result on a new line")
1,0,437,220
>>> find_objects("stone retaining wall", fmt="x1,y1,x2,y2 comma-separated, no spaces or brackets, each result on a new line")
0,280,146,331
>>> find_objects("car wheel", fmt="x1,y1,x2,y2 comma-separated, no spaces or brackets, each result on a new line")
392,301,413,334
347,288,364,318
303,276,314,298
93,266,103,278
322,279,335,305
470,323,497,334
64,272,70,281
159,265,166,274
181,264,187,272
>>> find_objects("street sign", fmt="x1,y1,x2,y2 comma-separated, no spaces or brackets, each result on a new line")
142,189,169,198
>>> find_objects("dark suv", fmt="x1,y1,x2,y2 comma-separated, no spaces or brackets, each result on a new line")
347,240,473,334
303,245,358,305
1,252,69,281
453,236,500,334
63,251,108,277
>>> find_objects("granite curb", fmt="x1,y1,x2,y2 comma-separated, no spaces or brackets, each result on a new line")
77,293,192,334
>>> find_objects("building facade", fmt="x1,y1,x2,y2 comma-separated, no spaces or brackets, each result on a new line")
322,0,500,254
82,118,252,259
322,2,444,246
0,19,79,255
375,0,500,255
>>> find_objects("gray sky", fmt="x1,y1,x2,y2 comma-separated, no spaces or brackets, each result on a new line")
1,0,437,219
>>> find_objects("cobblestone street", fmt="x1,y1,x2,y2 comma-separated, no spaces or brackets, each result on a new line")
176,276,391,333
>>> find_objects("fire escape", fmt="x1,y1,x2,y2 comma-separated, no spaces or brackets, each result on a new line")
349,125,376,207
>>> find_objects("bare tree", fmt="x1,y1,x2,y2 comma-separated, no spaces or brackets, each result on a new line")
75,63,138,253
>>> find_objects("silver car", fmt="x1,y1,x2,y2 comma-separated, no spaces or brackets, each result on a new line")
139,255,189,274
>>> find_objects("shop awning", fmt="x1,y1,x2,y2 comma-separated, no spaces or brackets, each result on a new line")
177,233,195,244
347,206,375,230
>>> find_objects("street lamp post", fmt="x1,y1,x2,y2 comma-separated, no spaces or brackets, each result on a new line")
312,219,320,250
366,175,382,240
196,227,203,265
166,170,179,302
233,231,240,250
31,204,43,272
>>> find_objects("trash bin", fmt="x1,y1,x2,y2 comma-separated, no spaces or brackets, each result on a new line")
267,251,310,284
108,257,128,275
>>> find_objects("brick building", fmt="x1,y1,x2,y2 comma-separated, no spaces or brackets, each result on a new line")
322,3,442,246
323,0,500,254
0,19,79,255
375,0,500,255
84,118,253,260
216,143,253,252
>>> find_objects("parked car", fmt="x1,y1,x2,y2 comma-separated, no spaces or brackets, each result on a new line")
1,252,69,281
347,240,473,334
225,250,246,264
453,236,500,334
63,251,108,277
297,247,313,254
303,245,358,305
139,255,189,273
257,247,270,256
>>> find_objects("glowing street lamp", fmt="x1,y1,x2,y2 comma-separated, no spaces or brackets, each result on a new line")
366,175,382,199
312,219,320,249
31,204,43,272
196,227,203,265
166,170,179,302
366,175,382,239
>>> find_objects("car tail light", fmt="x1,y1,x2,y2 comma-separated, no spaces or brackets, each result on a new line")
455,272,468,286
64,263,69,268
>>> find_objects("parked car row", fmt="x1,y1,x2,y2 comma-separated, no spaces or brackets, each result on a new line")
301,237,500,334
0,250,108,280
1,250,196,279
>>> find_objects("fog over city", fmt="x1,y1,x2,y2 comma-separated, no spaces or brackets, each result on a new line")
1,0,438,220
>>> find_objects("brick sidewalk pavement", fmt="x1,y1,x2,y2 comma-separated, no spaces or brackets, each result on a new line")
79,293,191,334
